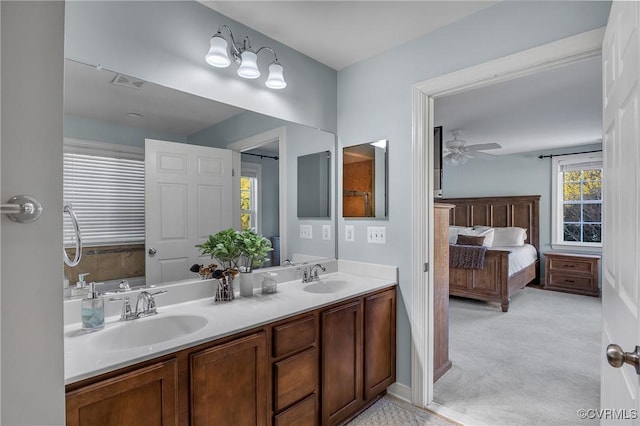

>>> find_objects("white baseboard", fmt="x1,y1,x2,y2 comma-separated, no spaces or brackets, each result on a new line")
387,382,412,403
427,401,489,426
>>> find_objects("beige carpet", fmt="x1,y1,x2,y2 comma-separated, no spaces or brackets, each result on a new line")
349,395,459,426
434,287,601,426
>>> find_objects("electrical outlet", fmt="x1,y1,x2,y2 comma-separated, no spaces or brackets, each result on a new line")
299,224,313,239
345,225,355,242
322,224,331,240
367,226,386,244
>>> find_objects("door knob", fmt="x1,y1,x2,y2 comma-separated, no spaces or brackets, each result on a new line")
148,248,157,257
607,344,640,374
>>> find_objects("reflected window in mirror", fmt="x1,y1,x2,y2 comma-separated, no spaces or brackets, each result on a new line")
343,140,388,218
240,164,261,232
63,139,146,286
297,151,332,218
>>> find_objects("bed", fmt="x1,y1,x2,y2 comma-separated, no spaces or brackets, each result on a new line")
441,195,541,312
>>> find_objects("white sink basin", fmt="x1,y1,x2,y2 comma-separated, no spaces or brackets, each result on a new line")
93,314,208,350
303,279,350,294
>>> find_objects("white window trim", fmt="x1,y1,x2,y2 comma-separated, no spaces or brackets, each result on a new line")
241,163,262,234
551,151,603,252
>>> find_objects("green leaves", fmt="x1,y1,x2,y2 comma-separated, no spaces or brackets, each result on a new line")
196,228,273,271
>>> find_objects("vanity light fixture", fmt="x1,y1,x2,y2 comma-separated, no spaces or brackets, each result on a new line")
205,24,287,89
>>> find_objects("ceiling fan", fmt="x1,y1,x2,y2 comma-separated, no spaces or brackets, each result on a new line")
443,130,502,165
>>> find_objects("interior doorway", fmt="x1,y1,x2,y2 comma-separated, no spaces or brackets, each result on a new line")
408,28,605,415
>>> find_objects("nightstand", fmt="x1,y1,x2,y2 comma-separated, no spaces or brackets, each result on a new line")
544,252,600,297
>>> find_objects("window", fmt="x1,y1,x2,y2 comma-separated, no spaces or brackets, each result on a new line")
240,164,261,232
64,139,145,247
552,152,603,249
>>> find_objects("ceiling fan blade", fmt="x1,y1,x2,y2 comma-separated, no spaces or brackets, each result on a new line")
465,151,498,159
465,143,502,151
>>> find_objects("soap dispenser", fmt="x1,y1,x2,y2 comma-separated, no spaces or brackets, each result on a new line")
71,272,90,297
81,282,104,331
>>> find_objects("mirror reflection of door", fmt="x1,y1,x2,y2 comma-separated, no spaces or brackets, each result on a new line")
145,139,233,285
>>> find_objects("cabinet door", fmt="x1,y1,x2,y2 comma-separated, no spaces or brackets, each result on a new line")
191,332,267,426
66,360,178,426
321,300,362,426
364,288,396,400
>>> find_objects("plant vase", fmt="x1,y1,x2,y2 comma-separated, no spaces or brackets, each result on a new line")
215,271,235,302
238,271,254,297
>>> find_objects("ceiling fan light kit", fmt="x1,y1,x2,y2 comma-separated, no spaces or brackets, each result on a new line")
205,24,287,89
443,129,502,166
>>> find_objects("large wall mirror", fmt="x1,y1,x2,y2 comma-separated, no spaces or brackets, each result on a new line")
343,140,388,219
62,58,336,290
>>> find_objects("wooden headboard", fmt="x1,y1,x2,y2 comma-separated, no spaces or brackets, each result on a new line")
440,195,541,252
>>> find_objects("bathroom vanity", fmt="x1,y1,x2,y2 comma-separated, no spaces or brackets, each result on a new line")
64,267,397,426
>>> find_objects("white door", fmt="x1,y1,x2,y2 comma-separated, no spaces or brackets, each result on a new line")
145,139,233,284
601,1,640,421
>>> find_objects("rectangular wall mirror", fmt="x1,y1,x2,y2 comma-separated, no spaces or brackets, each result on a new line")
297,151,332,218
343,140,388,218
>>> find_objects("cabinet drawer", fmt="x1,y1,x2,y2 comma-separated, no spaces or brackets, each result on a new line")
547,273,594,291
548,257,594,274
273,315,316,358
274,393,317,426
274,347,317,412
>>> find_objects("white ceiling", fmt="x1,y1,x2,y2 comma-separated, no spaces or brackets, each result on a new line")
434,55,602,156
201,1,497,70
64,59,244,137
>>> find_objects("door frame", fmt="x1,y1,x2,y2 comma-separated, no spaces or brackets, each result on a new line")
227,126,287,262
409,28,605,408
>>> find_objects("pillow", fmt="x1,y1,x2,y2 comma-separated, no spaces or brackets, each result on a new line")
492,227,527,246
456,234,485,246
448,226,472,245
459,227,494,247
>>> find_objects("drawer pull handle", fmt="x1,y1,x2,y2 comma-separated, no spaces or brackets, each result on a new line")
563,264,575,268
564,279,575,283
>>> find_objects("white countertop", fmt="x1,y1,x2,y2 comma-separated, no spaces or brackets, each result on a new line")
64,269,396,385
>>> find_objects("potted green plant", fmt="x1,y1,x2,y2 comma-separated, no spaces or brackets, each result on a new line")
196,228,242,270
196,229,242,301
236,229,273,297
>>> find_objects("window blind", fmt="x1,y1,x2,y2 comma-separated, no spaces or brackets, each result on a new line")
63,151,145,246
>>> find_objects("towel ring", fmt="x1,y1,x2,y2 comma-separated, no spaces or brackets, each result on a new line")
63,205,82,267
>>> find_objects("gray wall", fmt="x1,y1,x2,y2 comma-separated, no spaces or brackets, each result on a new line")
442,143,603,279
1,2,65,424
64,1,338,133
336,1,610,387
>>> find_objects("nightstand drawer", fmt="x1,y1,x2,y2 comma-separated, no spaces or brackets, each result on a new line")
547,272,593,291
548,257,595,274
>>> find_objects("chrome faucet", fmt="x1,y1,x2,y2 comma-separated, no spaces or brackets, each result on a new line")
110,290,167,321
282,259,296,267
302,264,326,283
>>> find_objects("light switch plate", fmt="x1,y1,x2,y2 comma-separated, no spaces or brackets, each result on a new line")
300,224,312,239
322,224,331,240
367,226,386,244
345,225,355,242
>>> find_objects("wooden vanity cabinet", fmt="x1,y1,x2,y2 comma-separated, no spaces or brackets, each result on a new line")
65,359,178,426
191,332,268,426
66,285,396,426
321,287,397,426
271,313,319,425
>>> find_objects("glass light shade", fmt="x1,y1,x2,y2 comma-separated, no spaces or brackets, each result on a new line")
265,62,287,89
205,35,231,68
237,51,260,79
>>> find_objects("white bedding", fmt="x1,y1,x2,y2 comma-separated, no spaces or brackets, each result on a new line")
489,244,538,276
